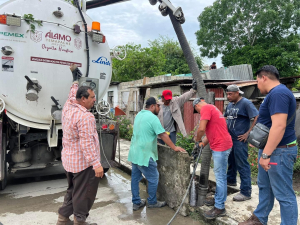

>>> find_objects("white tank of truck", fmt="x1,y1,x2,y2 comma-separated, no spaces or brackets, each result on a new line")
0,0,112,125
0,0,123,190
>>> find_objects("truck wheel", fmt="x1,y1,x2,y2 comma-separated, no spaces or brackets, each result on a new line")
0,135,7,190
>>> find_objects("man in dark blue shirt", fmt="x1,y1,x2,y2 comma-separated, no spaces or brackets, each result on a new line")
239,65,298,225
224,85,258,202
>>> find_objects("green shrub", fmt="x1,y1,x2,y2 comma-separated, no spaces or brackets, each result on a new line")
248,145,300,178
176,131,195,155
248,146,259,178
116,116,133,140
293,147,300,172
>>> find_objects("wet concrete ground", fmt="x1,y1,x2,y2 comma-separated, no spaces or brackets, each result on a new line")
0,168,203,225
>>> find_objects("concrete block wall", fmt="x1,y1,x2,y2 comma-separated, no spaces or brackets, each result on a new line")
118,75,193,107
150,86,182,99
156,144,191,216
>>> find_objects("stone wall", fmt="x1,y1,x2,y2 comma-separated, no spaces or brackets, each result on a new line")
156,144,191,216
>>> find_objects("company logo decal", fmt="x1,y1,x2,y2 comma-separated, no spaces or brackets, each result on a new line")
92,57,111,66
0,32,24,38
45,30,71,46
74,37,82,50
45,31,71,42
30,31,43,43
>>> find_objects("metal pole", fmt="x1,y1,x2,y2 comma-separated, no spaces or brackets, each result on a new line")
82,0,87,13
118,127,121,165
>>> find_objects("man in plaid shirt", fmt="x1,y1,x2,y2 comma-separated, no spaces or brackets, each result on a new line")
56,65,103,225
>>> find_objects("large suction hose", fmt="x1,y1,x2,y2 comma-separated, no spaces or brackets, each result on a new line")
167,9,212,207
167,10,207,101
197,144,212,206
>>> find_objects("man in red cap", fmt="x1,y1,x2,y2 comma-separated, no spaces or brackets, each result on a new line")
158,80,197,144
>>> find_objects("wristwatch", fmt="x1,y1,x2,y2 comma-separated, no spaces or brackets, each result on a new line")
261,153,271,159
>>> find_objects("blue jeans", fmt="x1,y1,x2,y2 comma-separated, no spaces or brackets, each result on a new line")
131,157,159,205
157,131,176,145
254,146,298,225
212,148,231,209
227,140,252,197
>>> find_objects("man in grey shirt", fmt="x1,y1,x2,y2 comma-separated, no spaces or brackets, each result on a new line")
158,80,197,144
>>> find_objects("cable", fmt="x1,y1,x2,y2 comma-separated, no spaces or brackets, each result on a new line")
167,146,203,225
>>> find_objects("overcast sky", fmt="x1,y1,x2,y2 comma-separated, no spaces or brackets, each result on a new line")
0,0,222,68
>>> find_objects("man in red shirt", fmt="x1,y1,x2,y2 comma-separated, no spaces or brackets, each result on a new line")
194,98,232,219
56,65,103,225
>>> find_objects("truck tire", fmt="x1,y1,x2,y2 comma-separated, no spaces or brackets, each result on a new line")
0,135,7,190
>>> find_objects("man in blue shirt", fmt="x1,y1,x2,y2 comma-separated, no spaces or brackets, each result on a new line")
224,85,258,202
239,65,298,225
128,97,186,211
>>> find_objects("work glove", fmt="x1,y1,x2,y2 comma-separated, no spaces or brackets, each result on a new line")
191,141,203,160
192,79,197,90
70,64,82,82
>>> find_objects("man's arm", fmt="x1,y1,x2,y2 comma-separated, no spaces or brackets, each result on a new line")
195,120,208,142
237,115,258,142
158,132,186,153
78,116,103,176
259,113,287,171
176,88,196,107
66,82,78,104
66,64,82,104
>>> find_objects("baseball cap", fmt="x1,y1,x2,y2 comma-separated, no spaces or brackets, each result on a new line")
145,97,158,106
193,97,205,113
255,65,280,79
226,84,244,94
162,90,172,100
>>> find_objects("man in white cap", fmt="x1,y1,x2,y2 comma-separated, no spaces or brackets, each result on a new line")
224,84,258,202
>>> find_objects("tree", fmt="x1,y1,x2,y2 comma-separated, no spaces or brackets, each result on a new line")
196,0,300,76
112,37,203,82
222,35,300,77
148,36,203,75
112,43,166,82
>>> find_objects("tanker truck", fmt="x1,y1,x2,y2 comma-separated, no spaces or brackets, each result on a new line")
0,0,125,190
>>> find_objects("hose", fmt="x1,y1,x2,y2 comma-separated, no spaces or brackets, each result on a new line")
167,10,207,101
167,146,203,225
197,144,212,206
75,0,90,77
167,9,212,207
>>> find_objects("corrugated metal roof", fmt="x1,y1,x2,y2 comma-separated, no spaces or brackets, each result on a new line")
180,80,257,87
256,92,300,100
